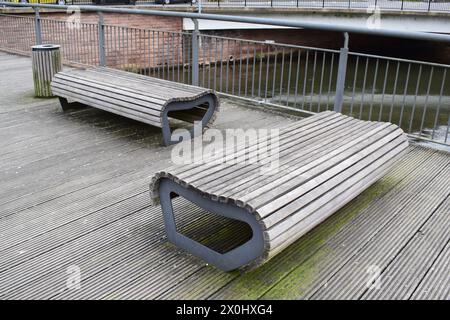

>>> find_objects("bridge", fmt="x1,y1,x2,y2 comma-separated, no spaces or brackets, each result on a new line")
2,0,450,33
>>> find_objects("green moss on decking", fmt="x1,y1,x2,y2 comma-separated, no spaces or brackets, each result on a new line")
209,176,400,300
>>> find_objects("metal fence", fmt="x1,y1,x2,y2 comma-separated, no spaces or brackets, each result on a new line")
2,0,450,12
0,4,449,146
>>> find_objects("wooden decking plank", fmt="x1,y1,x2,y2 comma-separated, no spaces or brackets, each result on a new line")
0,127,154,179
34,200,236,299
0,137,157,207
0,143,161,217
0,109,139,162
208,147,435,299
363,195,450,299
258,150,449,300
309,167,450,300
410,240,449,300
0,204,152,298
0,104,282,219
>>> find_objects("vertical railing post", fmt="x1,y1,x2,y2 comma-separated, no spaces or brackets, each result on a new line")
401,0,404,11
191,18,199,86
34,7,42,45
427,0,431,12
98,12,106,67
322,0,325,8
333,32,349,113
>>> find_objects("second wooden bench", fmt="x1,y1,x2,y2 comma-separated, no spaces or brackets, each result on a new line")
51,67,219,145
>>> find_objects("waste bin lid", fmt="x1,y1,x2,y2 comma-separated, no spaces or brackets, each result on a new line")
32,44,61,51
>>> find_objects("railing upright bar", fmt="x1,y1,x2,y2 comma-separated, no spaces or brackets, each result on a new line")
34,7,42,45
191,18,199,86
97,12,106,67
333,32,349,113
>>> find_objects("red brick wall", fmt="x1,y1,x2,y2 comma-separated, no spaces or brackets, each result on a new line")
0,12,184,68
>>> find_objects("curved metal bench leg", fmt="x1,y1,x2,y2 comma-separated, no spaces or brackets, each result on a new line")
58,97,84,111
158,178,265,271
161,94,217,146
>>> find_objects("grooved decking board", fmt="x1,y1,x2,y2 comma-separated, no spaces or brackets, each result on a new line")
206,146,436,300
410,240,450,300
363,196,450,300
256,150,449,300
0,52,448,300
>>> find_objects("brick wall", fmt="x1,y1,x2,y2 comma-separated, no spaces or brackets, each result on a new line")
0,12,185,68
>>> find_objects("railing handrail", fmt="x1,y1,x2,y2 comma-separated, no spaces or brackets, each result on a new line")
1,2,450,44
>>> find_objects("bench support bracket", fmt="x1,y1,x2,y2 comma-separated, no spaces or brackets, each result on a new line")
162,94,217,146
159,178,265,271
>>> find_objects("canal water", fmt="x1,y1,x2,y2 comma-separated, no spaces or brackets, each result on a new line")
146,48,449,147
192,52,450,145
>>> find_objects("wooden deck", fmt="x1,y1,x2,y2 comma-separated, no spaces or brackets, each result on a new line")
0,52,449,300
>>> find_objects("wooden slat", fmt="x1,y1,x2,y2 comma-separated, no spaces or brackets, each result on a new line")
51,67,219,133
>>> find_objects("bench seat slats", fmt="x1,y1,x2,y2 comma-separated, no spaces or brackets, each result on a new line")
94,67,207,95
53,74,168,107
167,111,344,179
150,111,409,270
51,67,219,145
205,119,376,197
267,142,406,255
184,117,374,192
67,68,206,100
51,86,163,127
51,82,164,119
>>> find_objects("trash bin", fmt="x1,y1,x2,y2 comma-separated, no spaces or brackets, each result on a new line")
31,44,62,98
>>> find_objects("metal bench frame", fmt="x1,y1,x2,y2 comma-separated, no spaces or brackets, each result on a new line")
159,178,265,271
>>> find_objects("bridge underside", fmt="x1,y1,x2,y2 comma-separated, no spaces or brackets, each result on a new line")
181,8,450,33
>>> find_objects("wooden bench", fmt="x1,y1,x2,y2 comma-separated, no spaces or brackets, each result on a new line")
149,111,409,271
50,67,219,145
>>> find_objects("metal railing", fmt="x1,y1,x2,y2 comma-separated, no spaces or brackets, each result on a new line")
1,0,450,13
0,2,449,146
201,0,450,13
